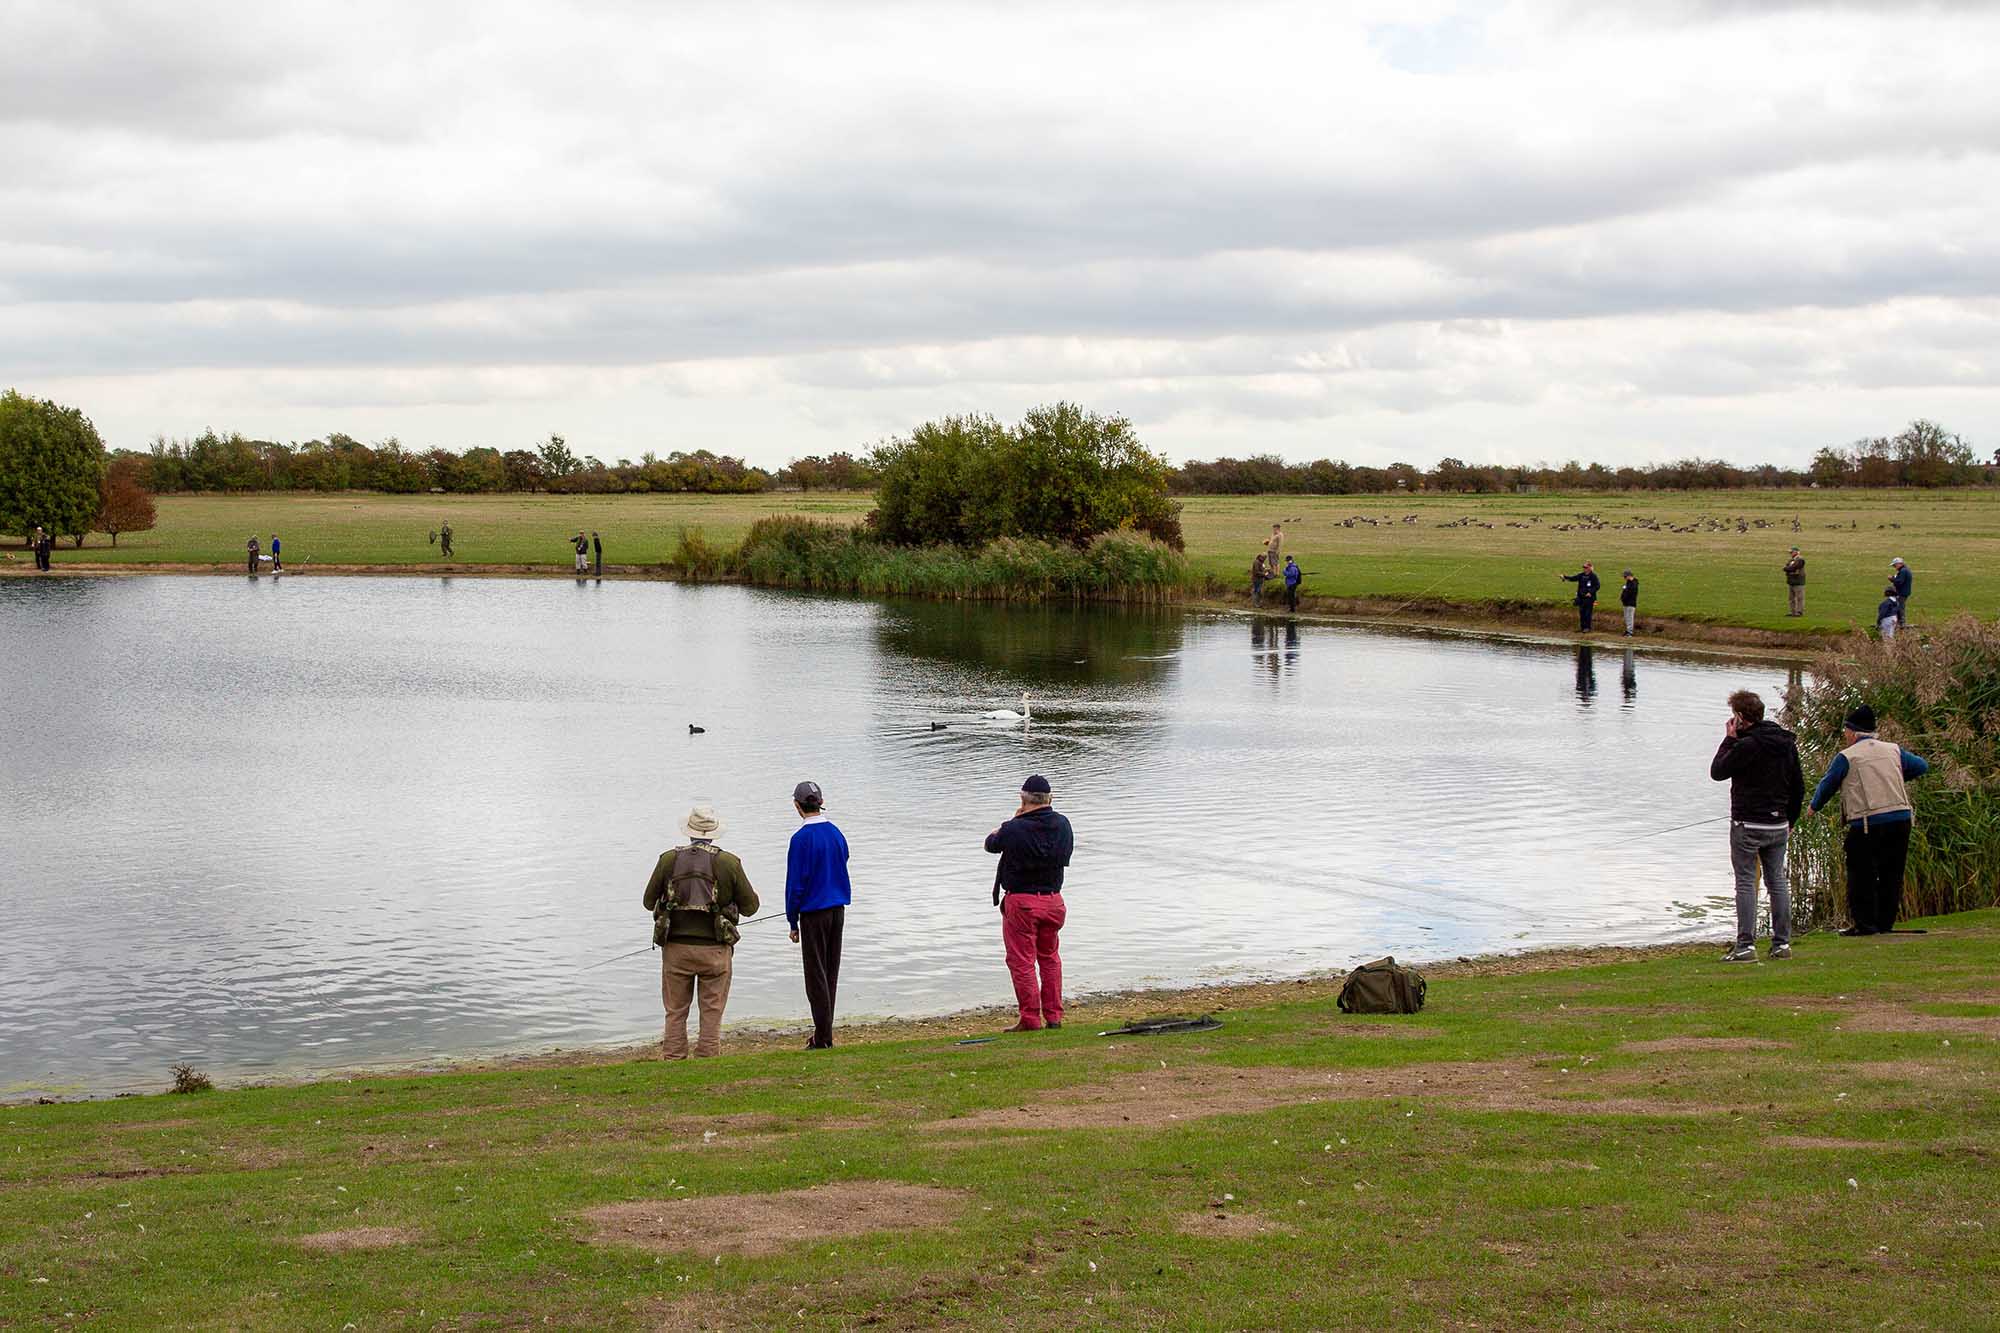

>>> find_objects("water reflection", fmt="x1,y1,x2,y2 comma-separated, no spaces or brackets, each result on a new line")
1574,644,1597,706
1,577,1776,1096
1622,648,1638,708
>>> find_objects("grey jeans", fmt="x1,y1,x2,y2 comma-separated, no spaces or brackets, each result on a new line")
1730,822,1791,948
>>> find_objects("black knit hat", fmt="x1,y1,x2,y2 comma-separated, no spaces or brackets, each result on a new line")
1021,774,1051,795
1844,705,1876,732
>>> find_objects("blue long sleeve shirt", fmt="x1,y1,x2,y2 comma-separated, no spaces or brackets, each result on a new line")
785,817,852,926
1809,742,1929,827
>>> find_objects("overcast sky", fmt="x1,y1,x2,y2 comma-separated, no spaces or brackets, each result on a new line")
3,0,1995,467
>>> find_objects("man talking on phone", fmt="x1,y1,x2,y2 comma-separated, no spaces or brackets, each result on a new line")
985,774,1074,1032
1708,690,1803,963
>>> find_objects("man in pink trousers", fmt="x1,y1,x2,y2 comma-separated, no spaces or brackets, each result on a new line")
985,774,1075,1031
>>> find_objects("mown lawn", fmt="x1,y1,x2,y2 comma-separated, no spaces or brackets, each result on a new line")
17,488,2000,633
4,912,1995,1330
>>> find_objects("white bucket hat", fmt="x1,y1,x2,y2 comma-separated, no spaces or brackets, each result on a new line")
679,804,725,840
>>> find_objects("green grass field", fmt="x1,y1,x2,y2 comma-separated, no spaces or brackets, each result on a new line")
4,914,1995,1329
17,489,2000,633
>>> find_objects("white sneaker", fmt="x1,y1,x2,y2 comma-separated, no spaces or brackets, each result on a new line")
1721,945,1757,963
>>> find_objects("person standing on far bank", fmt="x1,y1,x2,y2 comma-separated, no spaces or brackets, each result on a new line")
786,780,851,1050
439,521,454,558
986,774,1074,1031
1889,558,1912,625
246,534,259,574
592,531,603,576
1809,704,1929,936
1264,523,1284,576
572,531,589,573
1708,690,1803,962
1783,547,1806,617
1619,569,1639,636
1249,552,1268,606
269,533,282,573
1561,562,1600,631
32,526,51,571
1877,585,1900,641
642,804,758,1059
1282,555,1302,612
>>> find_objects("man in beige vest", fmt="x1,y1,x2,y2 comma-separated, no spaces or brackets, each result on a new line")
642,805,760,1058
1807,705,1930,936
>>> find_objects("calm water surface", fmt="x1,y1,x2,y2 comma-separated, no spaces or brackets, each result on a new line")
1,575,1797,1096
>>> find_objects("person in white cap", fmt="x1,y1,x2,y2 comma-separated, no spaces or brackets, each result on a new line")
642,804,759,1059
1889,558,1912,626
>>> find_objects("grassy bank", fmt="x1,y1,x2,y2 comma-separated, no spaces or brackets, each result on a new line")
10,489,2000,634
4,914,1996,1329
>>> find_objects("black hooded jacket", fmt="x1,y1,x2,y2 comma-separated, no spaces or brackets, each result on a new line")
1709,720,1805,825
985,805,1075,893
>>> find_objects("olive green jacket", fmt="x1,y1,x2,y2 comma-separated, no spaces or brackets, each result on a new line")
643,844,760,946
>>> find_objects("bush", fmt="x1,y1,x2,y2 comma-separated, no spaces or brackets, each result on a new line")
666,526,727,579
1784,615,2000,925
170,1063,213,1094
869,403,1183,551
680,517,1188,603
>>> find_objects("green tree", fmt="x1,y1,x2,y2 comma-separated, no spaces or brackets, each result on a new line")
0,390,107,543
537,433,581,479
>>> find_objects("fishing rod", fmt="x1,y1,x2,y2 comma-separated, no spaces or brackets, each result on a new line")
578,911,792,972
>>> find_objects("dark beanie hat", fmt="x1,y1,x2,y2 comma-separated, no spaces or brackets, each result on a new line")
1021,774,1051,795
1844,704,1876,732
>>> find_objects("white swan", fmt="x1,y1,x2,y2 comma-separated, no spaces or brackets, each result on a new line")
983,691,1031,722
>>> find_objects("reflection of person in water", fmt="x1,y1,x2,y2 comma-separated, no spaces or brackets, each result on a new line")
1284,620,1299,669
1574,645,1597,705
1621,648,1637,706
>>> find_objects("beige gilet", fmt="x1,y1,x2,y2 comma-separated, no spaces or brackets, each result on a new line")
1838,736,1913,828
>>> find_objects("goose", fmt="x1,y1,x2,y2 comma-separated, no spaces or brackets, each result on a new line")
929,722,949,731
688,724,706,735
982,692,1031,722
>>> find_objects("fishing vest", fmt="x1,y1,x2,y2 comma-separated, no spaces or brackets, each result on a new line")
653,844,741,946
1838,737,1912,829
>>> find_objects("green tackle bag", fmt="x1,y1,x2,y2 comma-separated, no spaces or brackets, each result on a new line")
1337,956,1427,1014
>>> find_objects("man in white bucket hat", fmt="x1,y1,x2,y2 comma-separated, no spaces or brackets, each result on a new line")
642,803,760,1058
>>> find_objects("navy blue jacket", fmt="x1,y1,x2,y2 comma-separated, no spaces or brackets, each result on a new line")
1892,566,1912,599
1564,570,1600,603
985,806,1074,893
1877,596,1900,624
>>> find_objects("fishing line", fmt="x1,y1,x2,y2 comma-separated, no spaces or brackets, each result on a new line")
577,911,791,972
1606,814,1731,847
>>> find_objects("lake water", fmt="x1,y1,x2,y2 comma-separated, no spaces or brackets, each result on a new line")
0,575,1798,1097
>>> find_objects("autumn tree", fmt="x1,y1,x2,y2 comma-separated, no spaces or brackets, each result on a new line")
96,456,157,546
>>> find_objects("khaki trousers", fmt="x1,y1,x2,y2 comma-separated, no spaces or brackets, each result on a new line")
1788,585,1804,616
661,942,733,1059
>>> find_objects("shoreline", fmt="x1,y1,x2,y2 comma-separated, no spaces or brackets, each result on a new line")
10,937,1721,1104
3,559,1830,659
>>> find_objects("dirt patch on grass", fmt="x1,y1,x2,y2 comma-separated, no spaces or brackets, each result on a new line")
1176,1209,1292,1239
1620,1037,1789,1053
1768,1135,1901,1151
582,1181,965,1257
924,1060,1712,1131
1842,1004,2000,1037
295,1226,418,1251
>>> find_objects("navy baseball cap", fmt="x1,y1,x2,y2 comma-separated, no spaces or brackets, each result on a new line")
792,780,823,808
1021,774,1051,795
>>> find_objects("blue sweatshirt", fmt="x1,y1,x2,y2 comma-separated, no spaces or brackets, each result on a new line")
1283,561,1301,588
1809,740,1929,828
785,817,852,926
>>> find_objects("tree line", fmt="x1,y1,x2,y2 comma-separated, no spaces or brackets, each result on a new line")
1169,421,1992,495
124,430,876,496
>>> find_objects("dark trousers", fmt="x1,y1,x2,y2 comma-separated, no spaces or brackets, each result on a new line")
799,905,844,1047
1284,583,1298,611
1844,821,1911,934
1577,599,1594,630
35,545,51,571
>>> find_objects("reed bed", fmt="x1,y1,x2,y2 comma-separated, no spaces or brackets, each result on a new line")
668,516,1189,603
1785,614,2000,924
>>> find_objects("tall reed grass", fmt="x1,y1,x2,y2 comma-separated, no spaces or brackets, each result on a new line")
1784,615,2000,924
666,517,1189,603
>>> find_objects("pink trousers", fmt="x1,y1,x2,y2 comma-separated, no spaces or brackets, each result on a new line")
1001,892,1066,1028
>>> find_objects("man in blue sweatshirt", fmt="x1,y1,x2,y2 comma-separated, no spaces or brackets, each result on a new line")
785,780,852,1049
1809,704,1929,936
